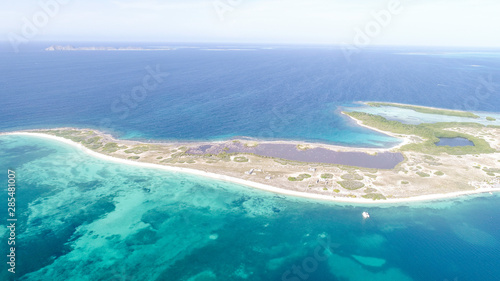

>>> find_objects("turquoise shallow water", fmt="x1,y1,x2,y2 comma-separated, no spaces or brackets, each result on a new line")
1,135,500,281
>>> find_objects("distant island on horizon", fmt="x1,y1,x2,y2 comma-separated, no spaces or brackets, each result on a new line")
45,45,173,51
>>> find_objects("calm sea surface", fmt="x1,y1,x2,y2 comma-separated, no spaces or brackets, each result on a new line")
1,45,499,280
1,45,500,146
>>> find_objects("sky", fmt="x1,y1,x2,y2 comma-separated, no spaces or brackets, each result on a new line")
1,0,500,47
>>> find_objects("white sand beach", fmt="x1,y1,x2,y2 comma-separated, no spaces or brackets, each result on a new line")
3,131,499,205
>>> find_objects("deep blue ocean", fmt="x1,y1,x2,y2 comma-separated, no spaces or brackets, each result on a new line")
1,44,500,146
1,44,500,281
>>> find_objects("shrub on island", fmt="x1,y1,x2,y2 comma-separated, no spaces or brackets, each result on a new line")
102,142,121,153
296,144,311,151
337,180,365,190
125,145,150,154
233,156,249,162
288,174,312,181
321,173,334,179
416,172,430,177
362,193,387,200
483,168,500,176
340,173,363,180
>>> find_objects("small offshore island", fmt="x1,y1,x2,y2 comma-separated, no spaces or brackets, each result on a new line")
4,102,500,203
45,45,173,51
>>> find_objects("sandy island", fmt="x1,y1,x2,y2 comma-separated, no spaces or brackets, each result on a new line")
1,103,499,204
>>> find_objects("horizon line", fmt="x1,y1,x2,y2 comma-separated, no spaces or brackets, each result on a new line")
2,41,500,50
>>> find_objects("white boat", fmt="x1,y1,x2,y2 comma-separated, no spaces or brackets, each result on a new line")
362,212,370,219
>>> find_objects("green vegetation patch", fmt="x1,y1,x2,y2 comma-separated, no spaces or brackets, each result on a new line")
102,142,125,153
486,117,496,121
86,143,103,149
367,102,480,118
434,171,444,176
344,111,495,155
333,189,340,193
83,136,101,144
77,136,102,149
217,152,231,162
337,180,365,190
233,156,249,162
128,156,140,160
274,159,307,166
483,168,500,174
401,181,409,184
296,144,311,151
340,173,364,180
364,187,378,193
362,193,387,200
244,142,259,147
288,173,312,182
321,173,334,179
423,155,442,166
416,172,430,177
47,129,86,142
170,152,186,158
125,145,150,154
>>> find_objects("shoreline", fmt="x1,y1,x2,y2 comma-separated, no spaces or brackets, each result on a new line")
341,112,414,150
3,126,398,152
2,131,498,205
361,101,472,114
